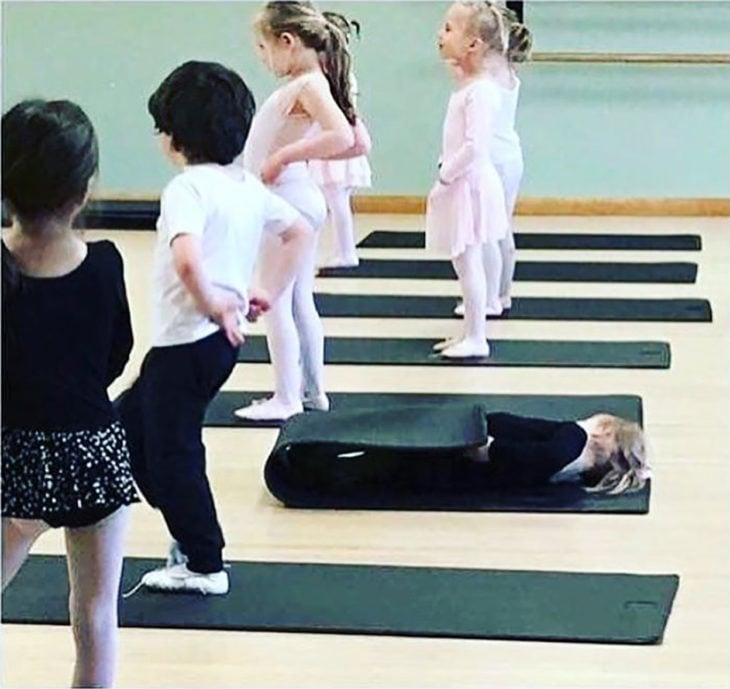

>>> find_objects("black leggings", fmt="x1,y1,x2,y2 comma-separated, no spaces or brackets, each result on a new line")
116,331,238,574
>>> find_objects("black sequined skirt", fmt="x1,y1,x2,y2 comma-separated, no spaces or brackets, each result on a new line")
2,421,139,527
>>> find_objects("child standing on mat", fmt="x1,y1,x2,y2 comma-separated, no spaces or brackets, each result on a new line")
428,1,509,358
309,10,373,269
490,6,532,311
116,61,313,595
235,1,369,421
2,99,138,687
454,3,532,316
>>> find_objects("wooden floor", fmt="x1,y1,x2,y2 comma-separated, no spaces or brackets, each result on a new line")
3,214,729,688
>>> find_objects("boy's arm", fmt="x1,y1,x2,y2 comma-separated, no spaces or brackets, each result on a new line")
171,234,245,346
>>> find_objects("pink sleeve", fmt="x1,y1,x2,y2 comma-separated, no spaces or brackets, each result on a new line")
439,82,499,184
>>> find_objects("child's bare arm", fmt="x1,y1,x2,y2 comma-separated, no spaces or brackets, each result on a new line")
171,234,245,345
261,79,355,183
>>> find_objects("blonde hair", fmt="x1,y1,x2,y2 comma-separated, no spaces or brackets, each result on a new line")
498,3,533,63
584,417,650,496
255,1,356,125
457,1,532,64
456,0,509,56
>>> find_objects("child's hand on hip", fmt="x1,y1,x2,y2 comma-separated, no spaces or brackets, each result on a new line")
209,291,246,346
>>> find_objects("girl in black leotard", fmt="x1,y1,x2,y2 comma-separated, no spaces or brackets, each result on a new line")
2,99,137,687
474,412,649,494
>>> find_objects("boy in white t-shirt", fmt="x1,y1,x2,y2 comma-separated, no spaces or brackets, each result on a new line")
117,60,313,595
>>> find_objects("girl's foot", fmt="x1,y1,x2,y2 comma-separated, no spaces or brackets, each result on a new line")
500,295,512,310
440,338,490,359
486,301,503,317
302,393,330,411
433,337,460,352
453,301,502,317
319,255,360,270
234,397,303,421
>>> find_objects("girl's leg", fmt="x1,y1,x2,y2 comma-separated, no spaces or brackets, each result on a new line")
496,157,523,308
442,244,490,358
480,241,504,316
498,230,516,309
65,506,130,688
235,234,303,421
2,517,49,590
236,280,303,420
238,175,327,419
292,232,328,409
320,185,358,268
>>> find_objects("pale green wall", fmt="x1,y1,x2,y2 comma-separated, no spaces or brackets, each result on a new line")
3,1,729,197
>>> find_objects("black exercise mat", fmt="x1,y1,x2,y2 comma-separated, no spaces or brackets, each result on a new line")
207,391,642,430
357,230,702,251
319,259,697,283
2,555,678,644
314,293,712,322
78,200,160,230
237,335,671,369
263,402,650,514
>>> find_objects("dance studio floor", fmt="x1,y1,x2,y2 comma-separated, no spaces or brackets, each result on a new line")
2,213,729,688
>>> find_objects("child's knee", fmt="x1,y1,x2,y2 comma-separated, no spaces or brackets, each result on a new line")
5,517,48,542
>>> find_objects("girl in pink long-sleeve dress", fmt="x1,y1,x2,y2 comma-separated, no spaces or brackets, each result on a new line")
427,1,509,359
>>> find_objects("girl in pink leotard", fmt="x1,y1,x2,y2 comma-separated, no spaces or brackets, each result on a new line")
427,1,509,359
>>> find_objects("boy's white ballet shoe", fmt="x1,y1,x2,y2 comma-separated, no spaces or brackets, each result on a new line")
440,338,491,359
234,397,303,421
500,295,512,310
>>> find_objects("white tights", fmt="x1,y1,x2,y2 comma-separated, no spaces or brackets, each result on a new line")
453,244,487,344
263,232,325,406
246,169,328,417
2,506,130,688
494,157,523,302
480,241,504,314
322,185,357,262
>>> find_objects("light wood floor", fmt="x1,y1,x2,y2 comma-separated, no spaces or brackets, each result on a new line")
2,214,729,688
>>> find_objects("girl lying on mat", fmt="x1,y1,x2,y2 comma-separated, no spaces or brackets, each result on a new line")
274,407,650,501
470,412,649,495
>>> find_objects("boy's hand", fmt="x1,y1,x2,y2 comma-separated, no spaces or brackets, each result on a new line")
209,291,246,346
246,288,271,322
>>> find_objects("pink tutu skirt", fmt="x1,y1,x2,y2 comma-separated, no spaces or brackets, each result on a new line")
425,167,508,259
309,155,372,189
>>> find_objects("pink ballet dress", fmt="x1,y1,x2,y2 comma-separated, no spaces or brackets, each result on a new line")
426,76,508,259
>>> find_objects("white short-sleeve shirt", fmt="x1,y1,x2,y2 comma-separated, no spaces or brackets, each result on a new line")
152,163,299,347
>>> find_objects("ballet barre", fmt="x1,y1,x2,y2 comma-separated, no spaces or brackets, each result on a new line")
531,52,730,65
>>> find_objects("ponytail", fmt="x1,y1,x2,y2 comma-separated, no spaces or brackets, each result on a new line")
319,20,357,125
506,21,532,63
493,2,533,63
